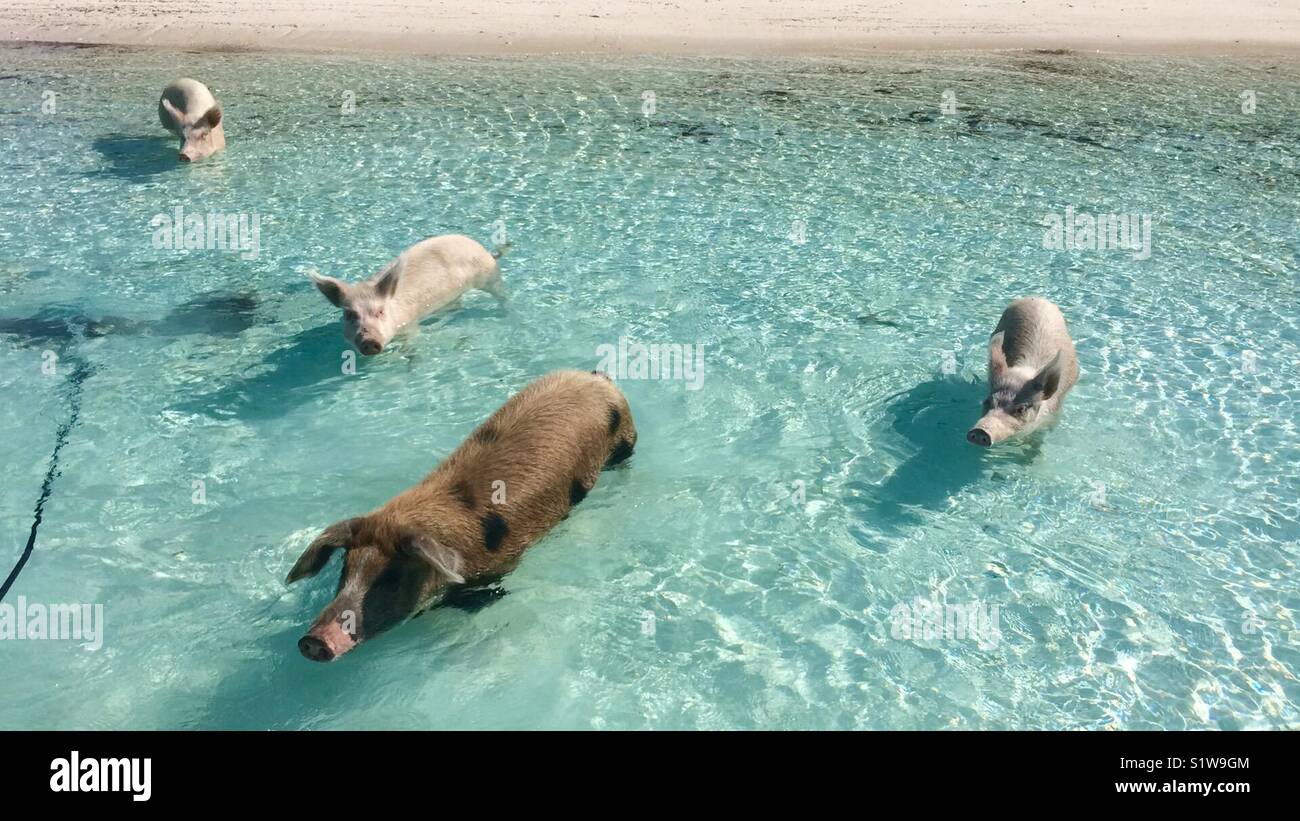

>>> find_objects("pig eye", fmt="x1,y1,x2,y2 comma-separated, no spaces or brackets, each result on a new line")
375,308,385,318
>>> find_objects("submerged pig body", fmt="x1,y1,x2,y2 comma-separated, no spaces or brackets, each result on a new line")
967,297,1079,447
310,234,504,355
158,78,226,162
286,369,637,661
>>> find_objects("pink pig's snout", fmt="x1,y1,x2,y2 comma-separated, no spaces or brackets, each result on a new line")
178,151,193,162
356,336,383,356
299,619,357,663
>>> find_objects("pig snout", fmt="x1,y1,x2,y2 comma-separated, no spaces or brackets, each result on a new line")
968,413,1014,447
178,151,193,162
356,336,383,356
299,619,357,663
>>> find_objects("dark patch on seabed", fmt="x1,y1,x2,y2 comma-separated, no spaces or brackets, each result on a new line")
635,118,720,143
0,358,93,602
0,292,259,348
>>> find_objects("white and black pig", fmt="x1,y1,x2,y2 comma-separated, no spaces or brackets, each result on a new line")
159,78,226,162
309,234,506,356
285,370,637,662
967,297,1079,447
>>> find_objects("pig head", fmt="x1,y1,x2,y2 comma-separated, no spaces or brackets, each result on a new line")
285,516,464,662
160,97,225,163
967,332,1066,446
309,255,406,356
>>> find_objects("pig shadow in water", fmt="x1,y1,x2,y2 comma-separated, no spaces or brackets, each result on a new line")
176,299,510,421
847,375,1043,547
184,587,504,728
0,292,259,350
90,134,181,180
172,322,350,420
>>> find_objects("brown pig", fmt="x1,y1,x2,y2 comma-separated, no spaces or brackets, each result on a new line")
967,297,1079,447
285,370,637,662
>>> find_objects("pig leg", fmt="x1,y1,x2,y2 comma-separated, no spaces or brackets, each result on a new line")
480,268,507,303
439,583,509,614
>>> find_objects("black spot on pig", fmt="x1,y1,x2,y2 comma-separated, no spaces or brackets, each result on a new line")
570,479,589,507
481,512,508,552
450,480,477,510
605,439,634,467
474,425,498,444
608,407,621,435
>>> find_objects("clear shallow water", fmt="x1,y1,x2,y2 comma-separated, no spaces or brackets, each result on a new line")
0,44,1297,729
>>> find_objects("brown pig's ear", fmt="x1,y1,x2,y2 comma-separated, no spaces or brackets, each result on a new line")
988,331,1008,379
203,105,222,128
286,519,356,584
397,532,465,584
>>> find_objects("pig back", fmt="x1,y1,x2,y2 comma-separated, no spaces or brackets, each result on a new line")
398,370,636,577
994,298,1075,367
158,78,218,132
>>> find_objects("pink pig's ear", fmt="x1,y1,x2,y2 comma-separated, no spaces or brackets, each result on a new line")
202,105,222,129
373,254,406,299
309,270,349,307
161,97,187,127
988,331,1009,379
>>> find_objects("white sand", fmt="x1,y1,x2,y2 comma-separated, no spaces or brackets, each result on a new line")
2,0,1299,56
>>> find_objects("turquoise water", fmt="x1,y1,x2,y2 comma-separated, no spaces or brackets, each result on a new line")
1,44,1297,729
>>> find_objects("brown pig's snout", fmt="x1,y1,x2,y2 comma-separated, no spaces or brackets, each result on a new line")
357,337,383,356
967,427,992,447
178,152,193,162
299,619,357,663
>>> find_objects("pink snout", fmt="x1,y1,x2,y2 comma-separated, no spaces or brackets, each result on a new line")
299,620,357,663
356,337,383,356
967,427,992,447
178,151,193,162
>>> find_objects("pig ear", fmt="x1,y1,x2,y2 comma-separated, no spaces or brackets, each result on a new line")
161,97,189,127
1027,350,1064,401
988,331,1008,379
309,270,349,308
202,105,222,129
286,519,356,584
398,532,465,584
373,255,406,299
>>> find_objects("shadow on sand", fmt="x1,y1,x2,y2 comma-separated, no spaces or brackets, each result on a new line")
90,134,178,179
0,292,259,350
172,322,351,420
847,375,1044,546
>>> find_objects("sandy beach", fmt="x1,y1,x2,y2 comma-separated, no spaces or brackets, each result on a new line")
2,0,1299,56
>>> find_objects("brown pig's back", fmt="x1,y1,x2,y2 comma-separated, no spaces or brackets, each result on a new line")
387,370,636,579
